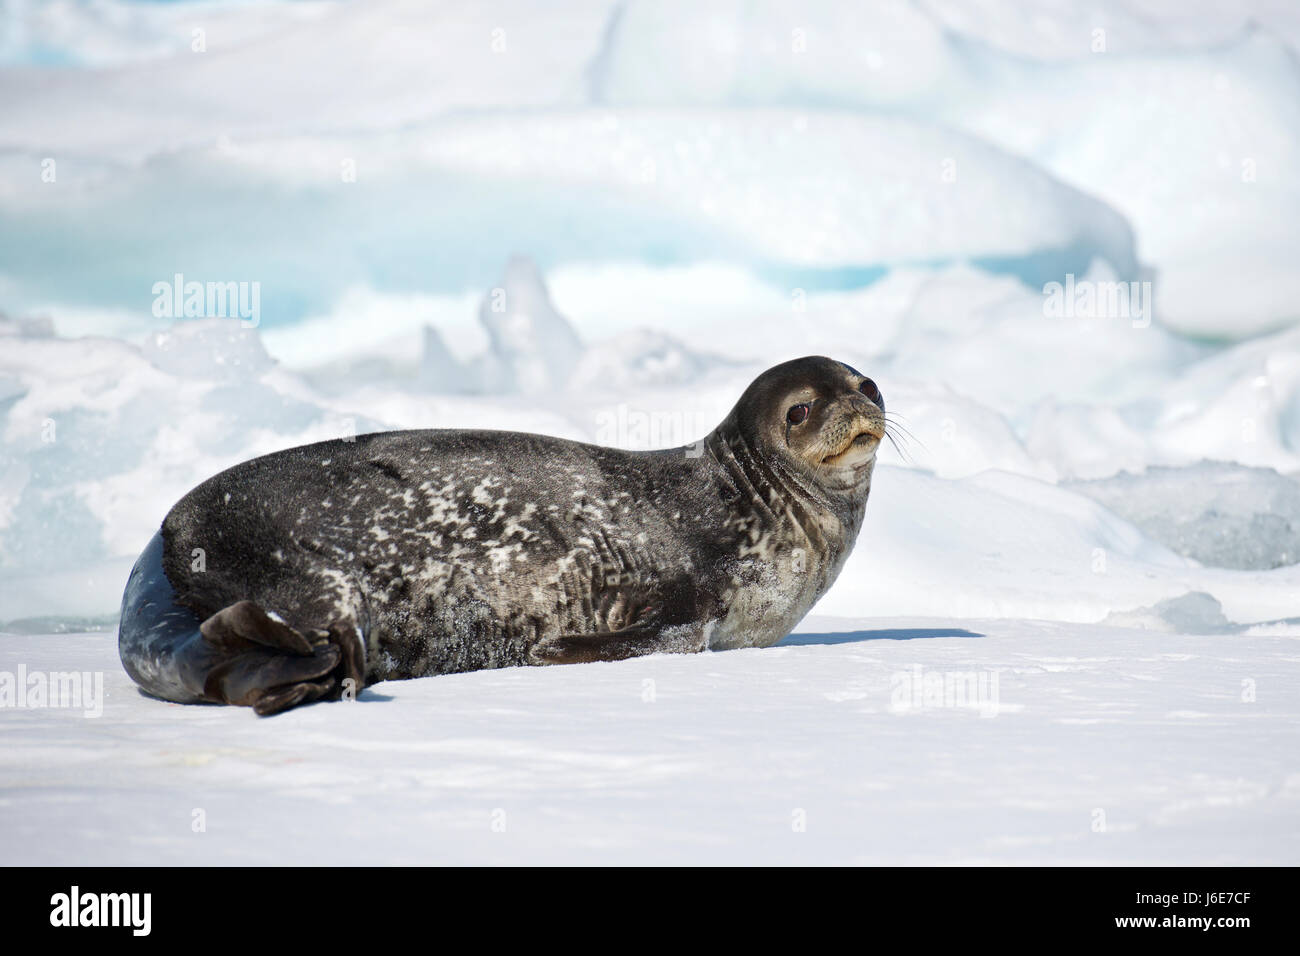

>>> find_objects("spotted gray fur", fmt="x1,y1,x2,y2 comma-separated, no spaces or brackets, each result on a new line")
118,356,884,714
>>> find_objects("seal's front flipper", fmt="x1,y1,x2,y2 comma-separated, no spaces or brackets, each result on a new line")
196,601,366,716
531,624,709,665
532,573,716,665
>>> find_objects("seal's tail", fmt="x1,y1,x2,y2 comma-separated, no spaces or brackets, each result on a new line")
118,532,364,715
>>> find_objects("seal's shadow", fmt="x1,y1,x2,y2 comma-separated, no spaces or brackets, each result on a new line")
133,687,397,708
780,627,984,647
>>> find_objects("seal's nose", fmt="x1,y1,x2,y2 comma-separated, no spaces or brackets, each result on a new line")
844,387,885,435
857,377,884,412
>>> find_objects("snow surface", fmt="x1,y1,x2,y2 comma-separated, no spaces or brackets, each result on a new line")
2,615,1298,865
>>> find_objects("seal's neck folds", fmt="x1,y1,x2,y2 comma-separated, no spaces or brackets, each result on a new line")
704,419,862,557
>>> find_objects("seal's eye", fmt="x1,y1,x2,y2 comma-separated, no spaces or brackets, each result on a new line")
787,404,810,426
859,378,883,408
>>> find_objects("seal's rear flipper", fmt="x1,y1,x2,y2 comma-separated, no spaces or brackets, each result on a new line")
200,602,340,714
198,603,367,716
119,532,368,716
200,600,316,655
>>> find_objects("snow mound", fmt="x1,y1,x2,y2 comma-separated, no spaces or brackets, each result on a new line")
279,258,724,397
570,328,726,392
418,325,476,394
598,3,1300,337
142,318,275,383
478,255,585,393
1102,591,1233,634
0,0,618,157
0,110,1138,328
872,263,1199,419
1028,323,1300,480
1070,462,1300,570
0,321,348,581
819,466,1300,627
945,27,1300,338
420,110,1137,278
2,0,1296,342
0,0,339,69
598,0,1300,104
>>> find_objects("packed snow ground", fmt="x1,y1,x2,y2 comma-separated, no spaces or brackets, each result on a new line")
4,615,1298,866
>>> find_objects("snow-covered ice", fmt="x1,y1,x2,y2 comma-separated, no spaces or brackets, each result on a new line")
4,615,1297,865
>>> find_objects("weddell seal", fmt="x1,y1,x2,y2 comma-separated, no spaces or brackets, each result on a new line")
118,356,886,715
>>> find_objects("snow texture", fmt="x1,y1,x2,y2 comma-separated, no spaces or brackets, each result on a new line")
3,616,1297,865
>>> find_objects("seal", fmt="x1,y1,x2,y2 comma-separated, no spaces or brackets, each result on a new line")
118,356,886,715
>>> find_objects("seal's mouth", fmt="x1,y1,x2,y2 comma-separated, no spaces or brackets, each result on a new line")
821,424,884,469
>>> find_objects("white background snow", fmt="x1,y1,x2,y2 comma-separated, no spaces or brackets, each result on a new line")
1,0,1298,865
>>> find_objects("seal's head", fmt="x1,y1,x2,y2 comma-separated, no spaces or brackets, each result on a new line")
726,356,886,495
